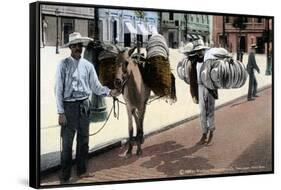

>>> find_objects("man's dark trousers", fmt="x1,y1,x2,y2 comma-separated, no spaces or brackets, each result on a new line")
247,72,258,99
60,100,90,181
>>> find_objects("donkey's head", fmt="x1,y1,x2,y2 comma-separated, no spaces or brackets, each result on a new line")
113,46,137,90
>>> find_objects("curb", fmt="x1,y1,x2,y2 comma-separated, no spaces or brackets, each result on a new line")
40,84,272,177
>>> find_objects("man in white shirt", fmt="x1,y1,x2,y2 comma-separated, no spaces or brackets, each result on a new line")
55,32,120,183
188,39,218,145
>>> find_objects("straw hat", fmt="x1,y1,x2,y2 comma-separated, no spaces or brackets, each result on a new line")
180,42,194,54
250,43,258,49
192,39,209,51
212,48,231,59
63,32,93,48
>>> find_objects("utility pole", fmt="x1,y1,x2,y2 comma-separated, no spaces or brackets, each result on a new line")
185,14,188,42
94,8,99,41
265,18,272,75
222,16,226,48
55,8,60,54
88,7,107,122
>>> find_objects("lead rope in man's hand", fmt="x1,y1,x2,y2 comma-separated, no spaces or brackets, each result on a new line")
88,97,125,136
113,97,119,120
88,105,113,137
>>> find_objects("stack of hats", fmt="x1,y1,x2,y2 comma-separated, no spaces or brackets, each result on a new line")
146,34,169,59
97,44,119,89
144,34,176,100
177,57,190,84
200,48,248,90
98,44,119,61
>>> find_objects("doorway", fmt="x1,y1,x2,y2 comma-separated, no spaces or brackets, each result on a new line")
62,18,74,45
256,37,264,53
124,33,131,47
112,20,118,44
169,32,174,48
239,36,246,52
137,34,143,47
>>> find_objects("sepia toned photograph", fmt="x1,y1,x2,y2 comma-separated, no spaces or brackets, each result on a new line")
29,1,273,188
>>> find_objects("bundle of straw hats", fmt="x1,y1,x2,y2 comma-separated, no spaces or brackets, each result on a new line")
200,48,248,90
146,34,169,59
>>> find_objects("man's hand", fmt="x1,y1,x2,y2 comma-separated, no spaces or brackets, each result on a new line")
110,89,121,97
192,96,198,104
58,114,67,126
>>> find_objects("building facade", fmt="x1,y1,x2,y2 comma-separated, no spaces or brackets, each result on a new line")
212,16,272,54
41,5,95,47
98,9,158,47
160,12,211,48
40,5,158,48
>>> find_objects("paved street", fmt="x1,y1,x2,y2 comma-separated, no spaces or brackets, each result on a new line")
41,87,272,186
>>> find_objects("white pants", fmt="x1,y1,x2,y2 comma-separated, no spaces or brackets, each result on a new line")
198,84,216,134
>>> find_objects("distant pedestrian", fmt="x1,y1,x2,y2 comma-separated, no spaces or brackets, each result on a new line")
55,32,120,183
188,39,218,145
246,44,260,101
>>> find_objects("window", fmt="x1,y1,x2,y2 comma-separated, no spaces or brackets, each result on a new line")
257,17,263,23
190,15,193,22
169,12,174,20
88,19,95,39
225,16,230,23
175,20,179,26
243,17,248,23
98,20,103,41
112,20,117,43
61,18,74,44
196,15,199,22
201,15,204,23
206,16,209,24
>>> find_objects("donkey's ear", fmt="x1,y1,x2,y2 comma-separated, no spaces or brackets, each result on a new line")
128,46,137,57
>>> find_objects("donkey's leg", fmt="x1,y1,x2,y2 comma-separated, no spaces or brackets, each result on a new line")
138,103,147,145
139,89,150,145
132,110,142,156
135,92,149,156
126,108,134,157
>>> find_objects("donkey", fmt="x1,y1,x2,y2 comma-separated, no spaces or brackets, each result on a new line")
113,47,151,157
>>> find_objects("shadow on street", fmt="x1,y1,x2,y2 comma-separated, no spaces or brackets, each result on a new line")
140,141,214,176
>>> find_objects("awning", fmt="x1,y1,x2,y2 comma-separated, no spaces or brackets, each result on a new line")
124,22,137,34
148,25,158,35
187,34,192,39
137,23,149,35
197,34,203,39
191,34,198,39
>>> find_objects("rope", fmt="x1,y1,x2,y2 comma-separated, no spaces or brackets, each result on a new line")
146,95,165,105
88,97,124,136
113,97,119,120
89,104,114,137
113,97,127,105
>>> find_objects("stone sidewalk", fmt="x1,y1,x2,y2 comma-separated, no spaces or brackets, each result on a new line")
40,46,272,172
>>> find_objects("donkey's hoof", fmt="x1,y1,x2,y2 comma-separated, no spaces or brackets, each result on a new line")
136,149,142,156
125,150,132,158
125,154,132,159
